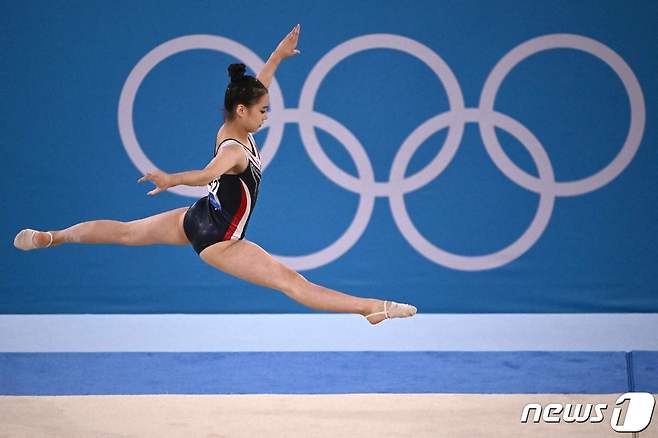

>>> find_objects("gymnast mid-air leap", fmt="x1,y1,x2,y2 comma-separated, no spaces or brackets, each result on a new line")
14,24,417,324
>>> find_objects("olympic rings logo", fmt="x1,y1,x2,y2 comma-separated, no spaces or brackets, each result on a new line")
118,33,645,271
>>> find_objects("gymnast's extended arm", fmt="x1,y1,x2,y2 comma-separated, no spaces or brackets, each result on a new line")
256,24,301,89
137,143,244,196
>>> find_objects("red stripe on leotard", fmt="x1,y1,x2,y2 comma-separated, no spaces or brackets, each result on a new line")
223,181,247,240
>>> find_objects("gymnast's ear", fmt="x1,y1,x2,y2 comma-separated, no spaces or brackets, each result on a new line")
236,104,247,118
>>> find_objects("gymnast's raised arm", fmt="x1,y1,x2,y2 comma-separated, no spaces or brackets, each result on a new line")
256,24,301,89
137,25,302,196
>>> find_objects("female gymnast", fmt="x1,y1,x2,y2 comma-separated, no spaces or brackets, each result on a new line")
14,24,416,325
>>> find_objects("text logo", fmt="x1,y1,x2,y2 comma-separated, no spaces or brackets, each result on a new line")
521,393,655,433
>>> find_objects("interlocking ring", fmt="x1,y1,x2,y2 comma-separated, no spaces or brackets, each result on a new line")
118,33,645,271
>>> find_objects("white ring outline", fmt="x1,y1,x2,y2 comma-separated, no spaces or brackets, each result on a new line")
389,108,556,271
479,33,645,197
267,109,375,270
298,34,465,197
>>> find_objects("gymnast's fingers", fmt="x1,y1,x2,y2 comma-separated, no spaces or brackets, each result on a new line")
147,187,164,196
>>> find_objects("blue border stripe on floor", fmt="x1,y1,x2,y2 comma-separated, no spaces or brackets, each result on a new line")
632,351,658,393
3,352,656,395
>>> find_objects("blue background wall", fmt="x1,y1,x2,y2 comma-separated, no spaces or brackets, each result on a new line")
3,0,657,314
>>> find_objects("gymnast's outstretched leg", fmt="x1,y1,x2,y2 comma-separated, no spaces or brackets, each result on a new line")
199,239,416,324
13,207,189,249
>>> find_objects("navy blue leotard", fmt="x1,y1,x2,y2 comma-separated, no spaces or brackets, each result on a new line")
183,134,262,254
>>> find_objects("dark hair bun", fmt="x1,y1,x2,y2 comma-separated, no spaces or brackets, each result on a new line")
228,63,246,83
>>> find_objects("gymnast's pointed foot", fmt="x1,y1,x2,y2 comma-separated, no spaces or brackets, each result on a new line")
365,300,417,325
14,229,54,251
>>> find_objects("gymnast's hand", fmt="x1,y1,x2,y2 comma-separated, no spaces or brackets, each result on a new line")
273,24,301,60
137,170,173,196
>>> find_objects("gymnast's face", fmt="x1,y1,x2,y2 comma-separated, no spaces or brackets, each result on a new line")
238,93,270,133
